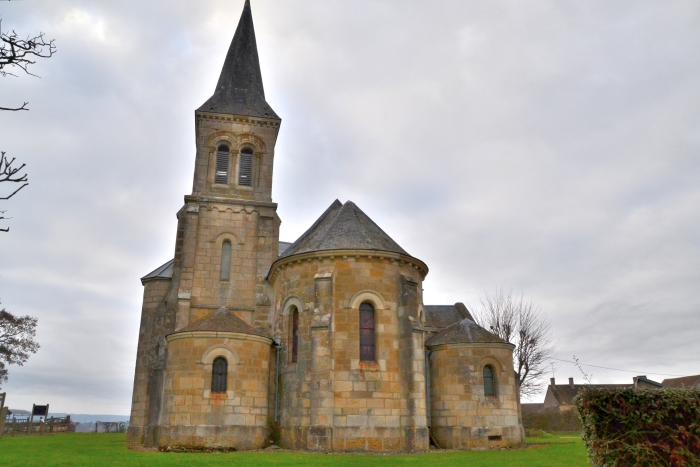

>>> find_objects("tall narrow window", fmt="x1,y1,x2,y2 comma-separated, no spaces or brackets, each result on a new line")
483,365,496,397
215,145,230,184
220,240,231,281
291,306,299,363
212,357,228,393
238,147,253,186
359,303,375,361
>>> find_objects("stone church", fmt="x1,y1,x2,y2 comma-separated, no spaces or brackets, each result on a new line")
128,1,523,452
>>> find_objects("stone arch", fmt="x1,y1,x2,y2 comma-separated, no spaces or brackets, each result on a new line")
213,231,244,247
477,355,505,373
281,295,305,316
201,344,239,367
235,133,266,153
417,305,426,325
348,290,387,310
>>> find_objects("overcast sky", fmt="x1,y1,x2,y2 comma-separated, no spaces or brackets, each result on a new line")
0,0,698,414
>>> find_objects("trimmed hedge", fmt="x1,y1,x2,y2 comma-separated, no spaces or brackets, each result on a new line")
523,408,580,433
573,387,700,467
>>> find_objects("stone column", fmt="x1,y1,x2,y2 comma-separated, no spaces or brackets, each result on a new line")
308,268,334,451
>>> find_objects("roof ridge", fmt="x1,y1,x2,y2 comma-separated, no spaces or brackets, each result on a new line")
279,200,342,258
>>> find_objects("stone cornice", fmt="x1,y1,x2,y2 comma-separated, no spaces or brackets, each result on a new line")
196,110,281,129
166,331,273,346
268,249,429,283
426,342,516,351
184,194,277,210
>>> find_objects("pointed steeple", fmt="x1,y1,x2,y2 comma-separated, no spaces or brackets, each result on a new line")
198,0,278,119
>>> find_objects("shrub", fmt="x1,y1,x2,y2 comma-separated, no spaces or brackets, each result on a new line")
574,387,700,467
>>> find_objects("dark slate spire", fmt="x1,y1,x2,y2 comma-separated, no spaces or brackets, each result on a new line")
198,0,279,119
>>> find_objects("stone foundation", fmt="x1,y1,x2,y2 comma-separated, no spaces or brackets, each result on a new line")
431,425,523,449
279,425,429,452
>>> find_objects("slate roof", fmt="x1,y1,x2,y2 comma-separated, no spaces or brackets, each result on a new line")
662,374,700,388
278,241,293,256
425,318,507,347
547,383,633,407
169,307,265,338
198,0,278,119
424,303,472,329
279,200,411,259
141,259,174,284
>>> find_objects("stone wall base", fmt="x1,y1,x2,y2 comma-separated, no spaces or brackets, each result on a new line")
128,424,268,451
431,425,524,449
280,425,429,452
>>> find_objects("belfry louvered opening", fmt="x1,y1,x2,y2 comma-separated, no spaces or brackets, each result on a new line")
215,145,230,184
238,147,254,186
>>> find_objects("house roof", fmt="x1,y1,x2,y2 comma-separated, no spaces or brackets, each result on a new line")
661,374,700,388
548,383,633,406
424,303,473,329
197,0,278,119
425,317,507,347
141,259,174,284
169,307,265,338
279,200,412,259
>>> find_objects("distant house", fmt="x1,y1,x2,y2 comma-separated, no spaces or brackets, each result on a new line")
541,376,663,412
662,374,700,388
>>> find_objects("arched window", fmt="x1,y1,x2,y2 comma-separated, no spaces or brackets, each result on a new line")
212,357,228,393
238,147,254,186
220,240,231,281
483,365,496,397
215,145,230,184
290,306,299,363
359,302,375,361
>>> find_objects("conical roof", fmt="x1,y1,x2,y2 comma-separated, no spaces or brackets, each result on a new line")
170,307,265,337
425,318,508,347
279,200,410,258
198,0,278,119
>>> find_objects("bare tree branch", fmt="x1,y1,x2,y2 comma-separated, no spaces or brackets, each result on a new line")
0,102,28,111
0,19,56,77
472,289,554,398
0,17,56,111
0,151,29,231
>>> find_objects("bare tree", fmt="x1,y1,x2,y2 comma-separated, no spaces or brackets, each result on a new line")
0,18,56,111
0,18,55,230
0,308,40,388
472,289,554,398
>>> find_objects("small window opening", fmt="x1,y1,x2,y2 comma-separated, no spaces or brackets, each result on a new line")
220,240,231,281
211,357,228,393
291,306,299,363
238,147,253,186
359,303,375,361
215,145,230,184
483,365,496,397
488,435,502,441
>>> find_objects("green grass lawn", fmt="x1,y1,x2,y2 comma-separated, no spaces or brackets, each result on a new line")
0,433,589,466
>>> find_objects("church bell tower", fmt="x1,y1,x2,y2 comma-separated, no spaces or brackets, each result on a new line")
128,0,281,447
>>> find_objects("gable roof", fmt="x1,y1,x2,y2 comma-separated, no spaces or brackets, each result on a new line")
546,383,633,407
425,317,508,347
279,200,411,259
424,303,473,329
197,0,278,119
662,375,700,388
169,307,265,338
141,259,174,284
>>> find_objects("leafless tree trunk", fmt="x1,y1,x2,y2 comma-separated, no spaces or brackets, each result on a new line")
472,289,554,399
